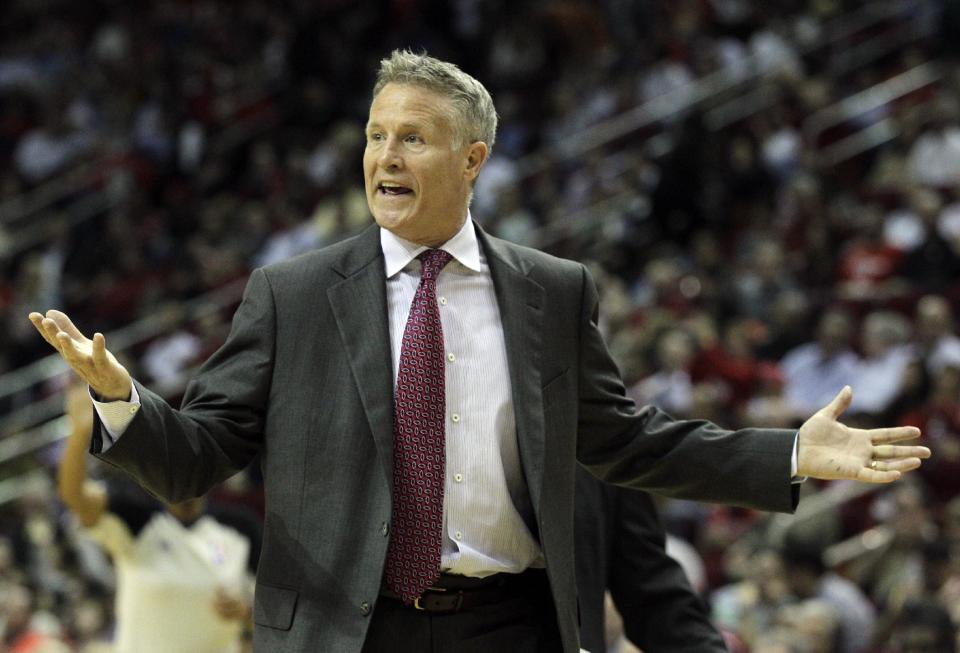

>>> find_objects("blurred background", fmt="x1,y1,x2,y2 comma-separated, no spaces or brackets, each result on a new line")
1,0,960,651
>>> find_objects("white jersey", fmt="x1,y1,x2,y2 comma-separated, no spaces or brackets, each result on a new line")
85,511,250,653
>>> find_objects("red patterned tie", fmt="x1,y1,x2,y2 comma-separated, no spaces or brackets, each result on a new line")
384,248,453,604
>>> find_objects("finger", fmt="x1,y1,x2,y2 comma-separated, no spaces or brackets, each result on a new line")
857,468,902,483
872,444,931,459
866,426,923,444
869,458,922,473
92,332,109,366
41,317,73,353
45,309,87,342
44,317,90,357
822,385,852,420
30,314,62,349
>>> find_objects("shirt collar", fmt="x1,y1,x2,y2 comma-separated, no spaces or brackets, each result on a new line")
380,213,482,277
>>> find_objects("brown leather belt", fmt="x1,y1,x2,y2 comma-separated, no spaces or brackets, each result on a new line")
379,572,532,613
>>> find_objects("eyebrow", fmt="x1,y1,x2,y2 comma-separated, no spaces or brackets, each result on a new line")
365,121,430,132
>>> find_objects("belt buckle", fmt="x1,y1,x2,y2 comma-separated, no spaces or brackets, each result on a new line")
413,587,465,612
413,586,446,611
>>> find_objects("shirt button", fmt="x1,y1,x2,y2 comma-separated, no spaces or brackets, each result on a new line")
439,297,448,305
454,530,463,540
129,406,138,414
451,414,460,423
380,522,389,537
447,353,456,362
454,473,463,483
360,601,372,616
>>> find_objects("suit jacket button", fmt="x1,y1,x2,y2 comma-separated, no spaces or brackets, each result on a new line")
360,601,372,616
380,522,389,536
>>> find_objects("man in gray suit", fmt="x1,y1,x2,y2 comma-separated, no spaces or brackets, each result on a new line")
30,50,928,653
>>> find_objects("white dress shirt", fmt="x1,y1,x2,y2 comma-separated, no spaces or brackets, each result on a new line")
381,217,543,576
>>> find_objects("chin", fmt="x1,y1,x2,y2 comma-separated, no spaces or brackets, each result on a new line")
372,211,406,231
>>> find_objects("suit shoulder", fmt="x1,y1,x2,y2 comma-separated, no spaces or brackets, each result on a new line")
257,228,376,283
487,235,586,281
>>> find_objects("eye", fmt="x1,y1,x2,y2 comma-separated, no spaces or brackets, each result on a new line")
368,132,384,142
405,134,423,144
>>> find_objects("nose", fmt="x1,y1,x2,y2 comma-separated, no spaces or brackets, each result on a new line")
377,136,403,170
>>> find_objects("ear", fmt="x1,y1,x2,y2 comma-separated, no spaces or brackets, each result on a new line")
463,141,489,182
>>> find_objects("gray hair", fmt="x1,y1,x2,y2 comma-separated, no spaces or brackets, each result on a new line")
373,50,498,152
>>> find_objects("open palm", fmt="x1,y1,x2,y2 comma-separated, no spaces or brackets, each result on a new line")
29,310,132,401
797,386,930,482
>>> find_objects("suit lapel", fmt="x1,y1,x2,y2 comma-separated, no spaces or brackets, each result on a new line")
327,225,395,489
476,225,546,516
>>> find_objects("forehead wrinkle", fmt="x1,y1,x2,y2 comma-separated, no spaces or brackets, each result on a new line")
368,111,447,135
369,85,458,137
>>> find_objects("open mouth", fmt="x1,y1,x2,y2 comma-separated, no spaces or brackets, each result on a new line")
378,182,413,196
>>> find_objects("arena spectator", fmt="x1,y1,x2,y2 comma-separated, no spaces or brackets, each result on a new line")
780,537,877,653
885,598,957,653
914,294,960,374
849,311,914,416
781,308,859,416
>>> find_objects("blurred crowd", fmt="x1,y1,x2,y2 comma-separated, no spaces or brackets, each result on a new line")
3,0,960,652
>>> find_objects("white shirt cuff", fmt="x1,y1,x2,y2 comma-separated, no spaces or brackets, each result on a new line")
791,432,806,482
90,383,141,451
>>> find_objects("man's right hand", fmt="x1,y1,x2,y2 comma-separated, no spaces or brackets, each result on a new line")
29,310,132,401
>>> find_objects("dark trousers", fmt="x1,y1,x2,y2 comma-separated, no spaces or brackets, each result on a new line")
361,570,563,653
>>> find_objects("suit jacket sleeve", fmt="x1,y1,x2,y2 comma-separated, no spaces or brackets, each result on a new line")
91,268,275,502
572,264,798,513
608,488,728,653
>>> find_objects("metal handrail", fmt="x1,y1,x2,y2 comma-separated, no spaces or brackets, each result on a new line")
513,0,927,180
513,58,763,180
0,190,121,260
807,0,938,55
707,11,936,135
824,524,894,568
0,414,69,467
0,277,248,410
0,160,101,226
765,480,886,548
704,81,783,132
817,118,900,167
827,9,935,78
0,366,199,469
0,87,280,245
804,62,942,145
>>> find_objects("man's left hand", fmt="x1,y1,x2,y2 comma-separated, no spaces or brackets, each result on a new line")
797,386,930,482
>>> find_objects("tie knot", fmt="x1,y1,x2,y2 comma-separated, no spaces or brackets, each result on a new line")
418,249,452,282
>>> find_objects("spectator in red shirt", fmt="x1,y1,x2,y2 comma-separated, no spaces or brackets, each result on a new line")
836,203,904,305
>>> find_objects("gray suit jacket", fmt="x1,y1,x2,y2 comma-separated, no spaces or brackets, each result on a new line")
575,466,727,653
93,222,797,653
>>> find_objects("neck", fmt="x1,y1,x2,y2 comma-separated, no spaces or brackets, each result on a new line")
406,215,468,248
